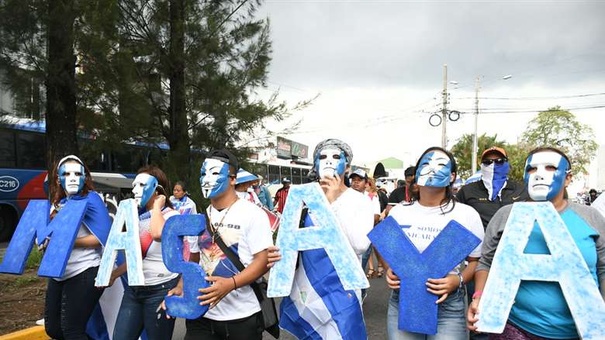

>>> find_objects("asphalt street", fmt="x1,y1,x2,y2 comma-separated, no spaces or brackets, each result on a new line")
171,275,390,339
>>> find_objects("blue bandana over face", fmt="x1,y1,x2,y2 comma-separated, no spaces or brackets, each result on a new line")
59,162,86,195
200,158,231,199
481,161,510,201
132,173,158,208
524,151,569,201
415,150,453,188
314,148,347,178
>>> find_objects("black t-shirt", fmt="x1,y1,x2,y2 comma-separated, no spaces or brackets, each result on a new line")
388,185,412,204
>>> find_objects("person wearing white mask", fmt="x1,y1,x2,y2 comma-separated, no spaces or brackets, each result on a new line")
455,146,529,340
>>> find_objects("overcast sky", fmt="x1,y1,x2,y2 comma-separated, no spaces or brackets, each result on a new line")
251,0,605,171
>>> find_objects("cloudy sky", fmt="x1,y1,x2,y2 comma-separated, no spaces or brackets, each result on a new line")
252,0,605,169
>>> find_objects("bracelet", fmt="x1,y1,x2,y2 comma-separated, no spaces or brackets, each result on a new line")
232,276,237,290
457,272,464,290
472,290,483,299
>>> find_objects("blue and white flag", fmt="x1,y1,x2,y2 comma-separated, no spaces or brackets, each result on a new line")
279,214,367,340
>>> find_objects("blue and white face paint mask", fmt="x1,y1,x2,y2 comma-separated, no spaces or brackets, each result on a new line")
200,158,231,199
315,148,347,178
132,173,158,208
524,151,569,201
416,150,453,188
59,161,85,195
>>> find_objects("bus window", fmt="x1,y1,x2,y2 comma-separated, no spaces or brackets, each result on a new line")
301,168,310,182
281,166,292,181
17,132,45,169
291,167,301,184
0,129,16,167
268,165,280,184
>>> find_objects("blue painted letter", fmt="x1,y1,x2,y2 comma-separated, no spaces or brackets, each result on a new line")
161,214,210,319
369,217,481,335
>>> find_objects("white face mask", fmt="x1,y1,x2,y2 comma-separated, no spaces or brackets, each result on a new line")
59,162,85,195
132,173,158,208
524,151,569,201
315,148,347,178
199,158,231,199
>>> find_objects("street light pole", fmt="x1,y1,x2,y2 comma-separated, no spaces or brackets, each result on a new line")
442,64,448,148
472,76,480,174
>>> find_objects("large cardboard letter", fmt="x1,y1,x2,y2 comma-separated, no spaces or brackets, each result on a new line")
268,182,368,297
0,200,49,274
161,214,209,319
95,199,145,286
369,217,481,335
0,199,87,278
477,202,605,339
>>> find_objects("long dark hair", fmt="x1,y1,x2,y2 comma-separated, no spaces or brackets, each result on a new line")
50,157,95,206
412,146,457,214
137,165,174,209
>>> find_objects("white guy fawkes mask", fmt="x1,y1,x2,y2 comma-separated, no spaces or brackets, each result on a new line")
132,173,158,208
59,161,85,195
415,150,453,188
314,148,347,178
199,158,231,199
524,151,569,201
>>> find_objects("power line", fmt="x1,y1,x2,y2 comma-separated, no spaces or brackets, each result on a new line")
454,92,605,101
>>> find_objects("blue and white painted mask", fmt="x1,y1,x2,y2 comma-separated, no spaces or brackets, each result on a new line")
132,173,158,208
58,161,85,195
200,158,231,199
314,148,347,178
524,151,569,201
416,150,453,188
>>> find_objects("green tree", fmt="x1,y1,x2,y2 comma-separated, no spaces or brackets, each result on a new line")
520,106,597,175
0,0,81,168
76,0,307,188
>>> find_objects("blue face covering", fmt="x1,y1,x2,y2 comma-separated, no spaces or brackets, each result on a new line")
481,161,510,201
200,158,231,199
415,150,453,188
132,173,158,208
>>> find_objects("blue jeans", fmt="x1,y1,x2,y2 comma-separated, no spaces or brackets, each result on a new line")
45,266,104,340
387,288,468,340
113,277,179,340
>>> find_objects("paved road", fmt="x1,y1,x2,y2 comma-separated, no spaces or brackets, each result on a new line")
172,275,390,339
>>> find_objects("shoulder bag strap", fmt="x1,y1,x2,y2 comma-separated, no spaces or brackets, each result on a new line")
204,214,264,303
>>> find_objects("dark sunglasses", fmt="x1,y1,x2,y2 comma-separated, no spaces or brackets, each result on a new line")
481,158,508,166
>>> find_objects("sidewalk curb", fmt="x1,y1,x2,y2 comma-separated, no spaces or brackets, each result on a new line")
0,326,48,340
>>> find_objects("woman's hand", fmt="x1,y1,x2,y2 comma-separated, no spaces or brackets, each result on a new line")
198,276,236,309
267,245,281,268
386,268,400,289
426,274,458,303
160,279,184,319
467,296,481,332
153,194,166,210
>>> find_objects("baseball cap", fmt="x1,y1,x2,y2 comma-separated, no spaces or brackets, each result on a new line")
481,147,507,160
282,177,291,183
206,149,239,171
348,169,368,180
235,168,258,185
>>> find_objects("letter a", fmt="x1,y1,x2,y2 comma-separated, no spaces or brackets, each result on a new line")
267,182,368,297
96,199,145,286
477,202,605,339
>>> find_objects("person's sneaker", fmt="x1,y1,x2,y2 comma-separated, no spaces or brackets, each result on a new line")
35,318,44,326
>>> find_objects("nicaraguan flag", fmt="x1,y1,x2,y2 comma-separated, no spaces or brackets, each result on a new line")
279,214,367,339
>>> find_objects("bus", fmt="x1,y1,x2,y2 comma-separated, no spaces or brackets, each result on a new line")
0,117,167,241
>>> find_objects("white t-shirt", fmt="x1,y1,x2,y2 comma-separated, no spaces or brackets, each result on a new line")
388,201,484,273
190,199,273,321
59,224,102,281
139,208,180,285
330,188,374,259
366,191,382,216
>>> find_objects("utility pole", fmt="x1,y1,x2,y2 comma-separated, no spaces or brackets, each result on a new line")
441,64,448,148
472,76,480,174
